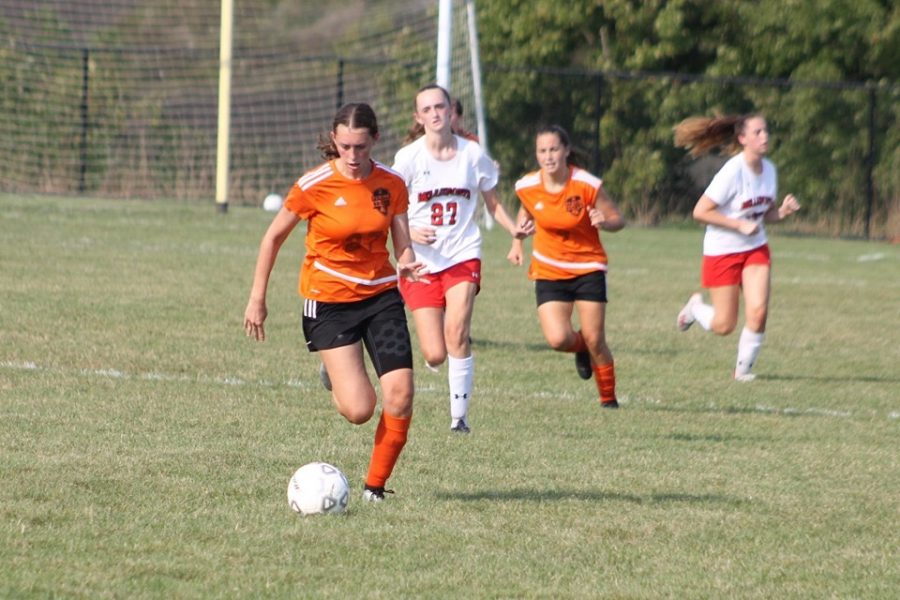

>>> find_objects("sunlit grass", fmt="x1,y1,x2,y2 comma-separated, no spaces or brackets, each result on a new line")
1,194,898,598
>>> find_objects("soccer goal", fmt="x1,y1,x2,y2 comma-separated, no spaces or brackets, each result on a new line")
0,0,484,205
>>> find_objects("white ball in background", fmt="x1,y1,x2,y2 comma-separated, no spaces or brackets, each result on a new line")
263,193,283,212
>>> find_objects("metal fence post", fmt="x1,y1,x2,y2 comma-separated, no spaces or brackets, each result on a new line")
79,47,89,194
336,59,345,110
865,86,876,240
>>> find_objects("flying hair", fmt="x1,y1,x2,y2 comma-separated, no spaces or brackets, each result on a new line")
673,114,759,158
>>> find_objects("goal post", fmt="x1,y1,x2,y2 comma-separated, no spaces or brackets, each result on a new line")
215,0,234,214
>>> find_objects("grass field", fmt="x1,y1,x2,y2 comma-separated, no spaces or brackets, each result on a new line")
1,193,898,599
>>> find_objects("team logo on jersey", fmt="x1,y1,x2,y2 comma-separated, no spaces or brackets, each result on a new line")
565,195,584,216
372,188,391,214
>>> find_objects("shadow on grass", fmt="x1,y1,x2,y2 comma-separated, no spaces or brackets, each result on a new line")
472,337,679,357
435,488,747,506
762,373,900,384
664,432,772,443
639,404,849,418
470,337,547,353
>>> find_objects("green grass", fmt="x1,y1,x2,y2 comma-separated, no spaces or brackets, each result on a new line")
1,193,898,599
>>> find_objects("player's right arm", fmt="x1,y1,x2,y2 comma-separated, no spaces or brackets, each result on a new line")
244,206,301,341
507,205,533,266
692,194,759,236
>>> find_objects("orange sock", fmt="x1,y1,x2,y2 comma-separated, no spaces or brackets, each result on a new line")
365,412,411,488
593,362,616,404
567,330,587,353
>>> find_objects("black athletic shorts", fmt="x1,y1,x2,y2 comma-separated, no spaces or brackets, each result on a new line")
535,270,608,306
301,288,413,377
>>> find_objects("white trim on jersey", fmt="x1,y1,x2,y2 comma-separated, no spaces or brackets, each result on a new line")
515,172,541,191
372,160,403,180
571,168,602,188
297,163,332,190
532,249,607,272
312,260,397,286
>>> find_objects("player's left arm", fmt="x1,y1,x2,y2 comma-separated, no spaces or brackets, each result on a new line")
765,193,801,223
590,185,626,232
482,188,534,239
390,213,426,281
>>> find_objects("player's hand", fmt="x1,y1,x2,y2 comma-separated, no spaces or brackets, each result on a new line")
410,226,437,245
507,246,523,266
512,219,534,239
736,219,760,236
244,300,267,341
779,194,801,219
589,208,606,229
398,260,428,283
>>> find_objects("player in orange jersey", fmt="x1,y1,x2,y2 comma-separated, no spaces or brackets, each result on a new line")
673,113,800,381
243,103,426,502
508,125,625,408
450,98,480,143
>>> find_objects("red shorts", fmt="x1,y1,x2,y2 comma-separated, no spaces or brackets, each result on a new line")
701,245,771,287
399,258,481,310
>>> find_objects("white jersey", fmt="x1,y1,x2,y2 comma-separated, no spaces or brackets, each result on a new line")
392,135,499,272
702,153,777,255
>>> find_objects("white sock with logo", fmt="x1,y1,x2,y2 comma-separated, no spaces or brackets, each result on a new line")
448,354,474,424
735,327,765,375
692,301,714,331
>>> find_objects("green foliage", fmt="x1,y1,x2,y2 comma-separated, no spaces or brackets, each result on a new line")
477,0,899,237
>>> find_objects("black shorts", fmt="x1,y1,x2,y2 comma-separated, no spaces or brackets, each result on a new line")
535,270,608,306
302,288,413,377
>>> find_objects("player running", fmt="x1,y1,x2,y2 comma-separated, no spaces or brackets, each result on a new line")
508,125,625,409
673,113,801,381
243,102,424,502
393,83,532,433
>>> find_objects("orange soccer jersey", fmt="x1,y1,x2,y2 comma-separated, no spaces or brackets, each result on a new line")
514,167,609,281
283,160,409,303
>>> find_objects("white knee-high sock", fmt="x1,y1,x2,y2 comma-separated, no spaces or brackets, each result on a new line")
735,327,765,375
692,301,714,331
448,354,474,421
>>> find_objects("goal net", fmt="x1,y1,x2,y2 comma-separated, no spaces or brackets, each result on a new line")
0,0,481,204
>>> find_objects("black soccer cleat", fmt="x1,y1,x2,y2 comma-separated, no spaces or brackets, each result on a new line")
362,485,394,502
600,399,619,409
450,418,471,434
575,351,593,380
318,362,332,391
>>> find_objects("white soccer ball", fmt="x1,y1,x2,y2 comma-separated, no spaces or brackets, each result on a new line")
287,462,350,516
262,193,283,212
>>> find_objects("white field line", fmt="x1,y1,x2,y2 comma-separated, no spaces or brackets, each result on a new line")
2,360,896,419
1,360,440,393
0,359,315,390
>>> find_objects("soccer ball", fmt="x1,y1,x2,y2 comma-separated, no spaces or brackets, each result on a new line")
262,192,283,212
287,462,350,515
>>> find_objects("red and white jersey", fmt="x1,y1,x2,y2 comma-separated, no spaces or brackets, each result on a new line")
514,167,608,281
703,153,777,255
392,135,498,273
283,159,408,303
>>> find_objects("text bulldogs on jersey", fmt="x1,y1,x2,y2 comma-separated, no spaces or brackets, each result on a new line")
418,188,472,202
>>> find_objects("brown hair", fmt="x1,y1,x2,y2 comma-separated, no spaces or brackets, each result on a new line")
402,83,453,144
317,102,379,159
535,124,586,167
673,114,761,158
